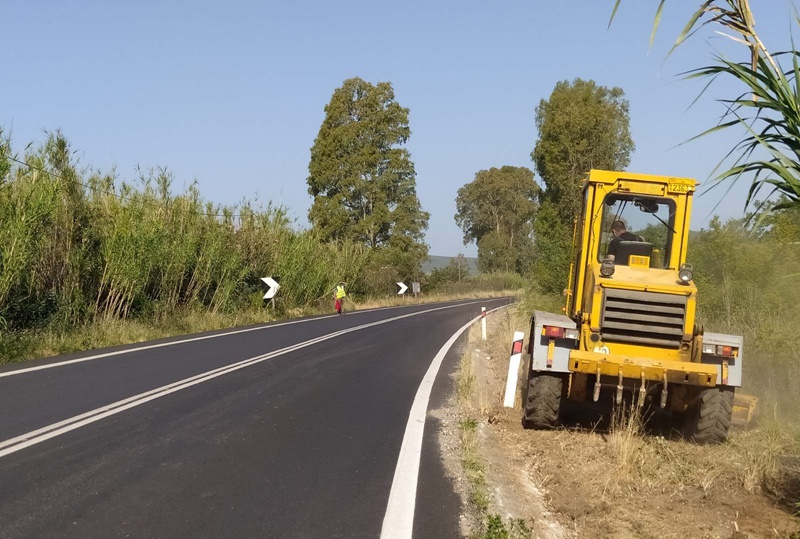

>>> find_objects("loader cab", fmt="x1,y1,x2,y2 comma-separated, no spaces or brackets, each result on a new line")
598,194,676,268
567,170,697,330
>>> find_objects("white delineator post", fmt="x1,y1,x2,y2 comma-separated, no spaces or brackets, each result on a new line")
481,307,487,341
503,331,525,408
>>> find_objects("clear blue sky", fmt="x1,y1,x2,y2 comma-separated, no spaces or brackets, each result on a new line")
2,1,794,256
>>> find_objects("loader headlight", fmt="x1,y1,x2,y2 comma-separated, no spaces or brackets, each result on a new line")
600,259,615,278
678,263,693,284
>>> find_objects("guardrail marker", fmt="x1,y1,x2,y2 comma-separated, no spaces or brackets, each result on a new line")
503,331,525,408
481,307,487,341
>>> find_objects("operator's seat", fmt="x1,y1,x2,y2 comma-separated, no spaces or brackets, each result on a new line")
615,241,653,265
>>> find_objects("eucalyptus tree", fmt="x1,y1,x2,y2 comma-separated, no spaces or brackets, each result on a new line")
307,78,429,278
455,166,538,274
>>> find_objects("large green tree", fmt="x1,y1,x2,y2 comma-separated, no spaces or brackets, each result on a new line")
532,78,634,223
307,78,429,279
455,166,538,273
530,79,634,292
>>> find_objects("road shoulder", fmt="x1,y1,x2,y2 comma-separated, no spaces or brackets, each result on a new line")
443,305,800,539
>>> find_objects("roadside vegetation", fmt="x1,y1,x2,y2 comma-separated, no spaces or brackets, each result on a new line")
0,126,515,363
0,77,514,364
0,133,369,362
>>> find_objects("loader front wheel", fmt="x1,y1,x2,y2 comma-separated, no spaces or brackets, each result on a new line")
685,386,734,444
523,372,563,429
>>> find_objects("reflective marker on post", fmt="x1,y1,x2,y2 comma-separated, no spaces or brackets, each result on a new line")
503,331,525,408
481,307,487,341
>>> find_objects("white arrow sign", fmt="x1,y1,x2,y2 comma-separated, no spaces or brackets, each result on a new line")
397,282,408,295
261,277,280,300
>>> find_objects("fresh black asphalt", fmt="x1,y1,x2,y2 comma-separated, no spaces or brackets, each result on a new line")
0,297,511,539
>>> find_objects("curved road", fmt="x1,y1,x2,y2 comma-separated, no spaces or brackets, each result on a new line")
0,297,512,539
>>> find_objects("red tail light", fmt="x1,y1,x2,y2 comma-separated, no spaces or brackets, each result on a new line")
719,345,734,357
543,326,565,338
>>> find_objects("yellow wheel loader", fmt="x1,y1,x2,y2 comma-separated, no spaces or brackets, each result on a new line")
523,170,755,443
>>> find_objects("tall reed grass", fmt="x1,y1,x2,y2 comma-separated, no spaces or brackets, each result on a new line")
0,132,375,361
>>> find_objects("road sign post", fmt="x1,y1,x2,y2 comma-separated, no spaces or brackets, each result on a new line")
481,307,486,341
411,282,420,298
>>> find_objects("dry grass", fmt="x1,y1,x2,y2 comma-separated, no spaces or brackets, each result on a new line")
453,307,536,539
467,302,800,538
606,405,650,487
458,326,480,404
505,289,800,506
3,308,277,361
601,405,800,500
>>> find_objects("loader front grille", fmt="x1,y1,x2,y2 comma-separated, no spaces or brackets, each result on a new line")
601,288,687,348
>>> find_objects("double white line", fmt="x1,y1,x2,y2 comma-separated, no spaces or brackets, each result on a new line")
0,300,491,459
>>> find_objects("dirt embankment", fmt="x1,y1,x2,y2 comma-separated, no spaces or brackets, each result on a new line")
440,307,800,539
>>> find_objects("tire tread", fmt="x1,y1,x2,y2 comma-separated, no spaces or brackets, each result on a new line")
523,373,563,429
687,387,734,444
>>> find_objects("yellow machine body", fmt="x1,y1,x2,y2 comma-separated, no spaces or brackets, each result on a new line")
524,170,752,439
566,170,714,387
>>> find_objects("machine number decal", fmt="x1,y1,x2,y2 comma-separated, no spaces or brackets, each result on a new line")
667,182,693,194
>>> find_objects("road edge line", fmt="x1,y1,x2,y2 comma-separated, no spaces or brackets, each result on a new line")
380,303,511,539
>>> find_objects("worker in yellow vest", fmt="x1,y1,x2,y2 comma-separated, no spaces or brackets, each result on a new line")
334,282,347,314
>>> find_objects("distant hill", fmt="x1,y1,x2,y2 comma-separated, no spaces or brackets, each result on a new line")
423,255,479,275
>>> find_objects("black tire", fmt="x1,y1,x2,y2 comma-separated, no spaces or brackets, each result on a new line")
523,372,563,429
685,386,734,444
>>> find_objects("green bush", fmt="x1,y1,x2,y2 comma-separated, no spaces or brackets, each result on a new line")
689,214,800,421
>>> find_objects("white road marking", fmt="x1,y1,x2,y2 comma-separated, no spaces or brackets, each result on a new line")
380,304,510,539
0,300,483,379
0,299,501,458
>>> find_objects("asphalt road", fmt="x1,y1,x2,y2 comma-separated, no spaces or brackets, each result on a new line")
0,297,512,539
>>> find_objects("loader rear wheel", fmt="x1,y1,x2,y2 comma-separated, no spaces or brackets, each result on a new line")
685,386,734,444
523,372,563,429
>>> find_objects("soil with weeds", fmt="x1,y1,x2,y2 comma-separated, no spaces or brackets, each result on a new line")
444,306,800,539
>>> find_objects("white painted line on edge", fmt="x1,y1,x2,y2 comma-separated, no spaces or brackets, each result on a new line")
380,304,510,539
0,299,498,459
0,299,499,379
